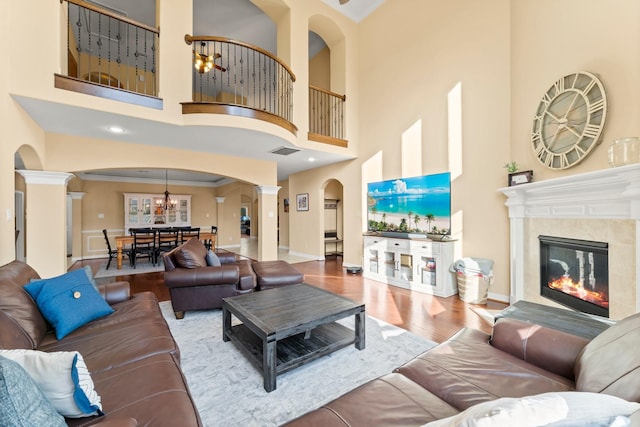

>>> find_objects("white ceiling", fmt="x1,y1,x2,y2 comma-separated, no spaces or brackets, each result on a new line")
15,0,380,186
320,0,385,23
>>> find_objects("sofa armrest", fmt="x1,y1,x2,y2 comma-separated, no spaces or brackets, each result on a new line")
98,281,131,304
216,251,238,264
164,265,240,289
490,317,590,380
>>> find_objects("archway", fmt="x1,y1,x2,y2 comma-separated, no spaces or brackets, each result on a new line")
322,178,343,258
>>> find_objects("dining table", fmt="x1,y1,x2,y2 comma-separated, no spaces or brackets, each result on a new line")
115,231,216,269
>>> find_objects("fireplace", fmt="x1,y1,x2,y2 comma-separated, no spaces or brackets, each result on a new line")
539,235,609,318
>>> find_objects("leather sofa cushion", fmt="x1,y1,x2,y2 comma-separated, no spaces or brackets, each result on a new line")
67,353,201,427
0,261,48,348
575,311,640,403
283,373,459,426
38,293,179,374
395,327,575,411
173,238,207,268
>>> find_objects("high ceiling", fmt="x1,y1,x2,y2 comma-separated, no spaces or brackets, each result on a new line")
16,0,383,186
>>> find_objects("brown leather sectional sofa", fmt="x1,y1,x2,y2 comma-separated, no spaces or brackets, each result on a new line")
284,312,640,426
0,260,201,426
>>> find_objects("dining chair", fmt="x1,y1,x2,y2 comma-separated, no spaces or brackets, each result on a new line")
103,229,131,270
205,225,218,250
156,227,180,258
131,228,158,268
179,226,200,244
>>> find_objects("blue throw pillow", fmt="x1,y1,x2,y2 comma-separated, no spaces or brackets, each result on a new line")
206,250,222,267
0,356,66,427
25,269,114,340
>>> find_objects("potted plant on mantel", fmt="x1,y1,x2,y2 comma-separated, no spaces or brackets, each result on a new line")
504,161,533,187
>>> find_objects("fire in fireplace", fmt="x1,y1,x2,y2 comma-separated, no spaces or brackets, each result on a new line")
539,235,609,318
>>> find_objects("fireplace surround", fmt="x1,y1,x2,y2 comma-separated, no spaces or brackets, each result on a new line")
500,163,640,320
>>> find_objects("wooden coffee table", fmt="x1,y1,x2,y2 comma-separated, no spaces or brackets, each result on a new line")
222,283,366,392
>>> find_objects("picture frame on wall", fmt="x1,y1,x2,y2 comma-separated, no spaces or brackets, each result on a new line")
296,193,309,211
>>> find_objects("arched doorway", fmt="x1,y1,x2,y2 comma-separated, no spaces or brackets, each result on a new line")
323,179,343,258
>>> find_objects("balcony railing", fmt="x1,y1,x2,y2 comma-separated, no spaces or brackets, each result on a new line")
57,0,161,108
308,85,346,146
183,35,297,135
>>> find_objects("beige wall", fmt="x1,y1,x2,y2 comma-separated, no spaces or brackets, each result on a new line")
309,46,330,89
510,0,640,180
326,0,513,296
278,180,290,248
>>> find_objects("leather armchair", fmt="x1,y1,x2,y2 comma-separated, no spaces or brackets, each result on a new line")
162,242,256,319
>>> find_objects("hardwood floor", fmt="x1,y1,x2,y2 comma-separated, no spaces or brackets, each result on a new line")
73,255,507,343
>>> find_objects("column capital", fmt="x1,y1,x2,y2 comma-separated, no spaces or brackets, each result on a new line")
17,170,74,185
68,192,86,200
255,185,281,196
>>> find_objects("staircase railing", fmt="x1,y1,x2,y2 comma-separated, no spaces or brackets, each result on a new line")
61,0,159,97
184,35,296,132
309,85,346,145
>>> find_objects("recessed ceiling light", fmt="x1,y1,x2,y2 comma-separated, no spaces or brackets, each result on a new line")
107,126,124,134
308,157,316,162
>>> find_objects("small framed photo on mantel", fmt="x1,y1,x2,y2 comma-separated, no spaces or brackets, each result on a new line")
508,170,533,186
296,193,309,211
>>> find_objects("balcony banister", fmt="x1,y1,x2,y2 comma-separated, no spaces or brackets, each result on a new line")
63,0,159,35
184,34,296,134
184,35,296,82
309,84,346,102
59,0,160,103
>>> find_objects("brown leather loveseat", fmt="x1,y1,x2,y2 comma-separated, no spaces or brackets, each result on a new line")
162,237,256,319
284,312,640,426
0,260,202,426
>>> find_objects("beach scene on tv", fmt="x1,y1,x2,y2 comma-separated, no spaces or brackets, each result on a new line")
367,172,451,236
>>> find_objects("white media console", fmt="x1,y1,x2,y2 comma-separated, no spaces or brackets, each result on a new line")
362,235,460,297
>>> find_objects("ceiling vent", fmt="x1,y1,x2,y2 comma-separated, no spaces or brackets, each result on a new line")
270,146,301,156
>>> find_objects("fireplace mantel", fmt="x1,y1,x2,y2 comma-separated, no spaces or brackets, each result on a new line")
499,163,640,317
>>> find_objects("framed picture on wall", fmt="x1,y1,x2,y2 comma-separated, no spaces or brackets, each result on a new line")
296,193,309,211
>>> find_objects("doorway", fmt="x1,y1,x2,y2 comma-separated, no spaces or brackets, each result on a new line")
14,191,25,261
240,205,250,236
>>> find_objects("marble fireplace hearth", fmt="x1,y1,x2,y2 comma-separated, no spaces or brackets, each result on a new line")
500,163,640,320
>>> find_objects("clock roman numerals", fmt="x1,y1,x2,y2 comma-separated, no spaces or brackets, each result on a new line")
582,124,601,139
588,99,605,114
554,78,565,94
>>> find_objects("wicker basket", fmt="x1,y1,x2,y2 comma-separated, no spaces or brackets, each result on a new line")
456,271,492,304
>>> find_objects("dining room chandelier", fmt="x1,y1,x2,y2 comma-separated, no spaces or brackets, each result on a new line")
161,169,177,211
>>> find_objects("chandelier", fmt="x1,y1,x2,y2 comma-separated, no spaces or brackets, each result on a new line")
159,170,177,211
194,42,226,74
194,51,214,74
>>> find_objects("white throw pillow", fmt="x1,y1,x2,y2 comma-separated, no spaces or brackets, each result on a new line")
423,392,640,427
0,349,102,418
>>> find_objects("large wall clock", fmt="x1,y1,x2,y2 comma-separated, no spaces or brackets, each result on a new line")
531,71,607,170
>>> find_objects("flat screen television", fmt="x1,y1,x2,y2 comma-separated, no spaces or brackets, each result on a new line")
367,172,451,236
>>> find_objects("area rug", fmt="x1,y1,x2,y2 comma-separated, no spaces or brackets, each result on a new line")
159,301,437,426
94,259,164,279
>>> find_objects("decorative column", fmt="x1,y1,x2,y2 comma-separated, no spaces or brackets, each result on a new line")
17,170,74,277
215,197,225,248
67,192,85,262
256,186,280,261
